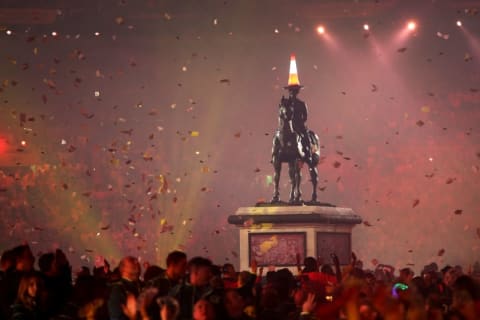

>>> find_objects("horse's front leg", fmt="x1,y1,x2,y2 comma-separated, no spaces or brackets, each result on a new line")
271,158,281,203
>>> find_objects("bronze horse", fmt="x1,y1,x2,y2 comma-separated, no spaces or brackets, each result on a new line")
271,100,320,204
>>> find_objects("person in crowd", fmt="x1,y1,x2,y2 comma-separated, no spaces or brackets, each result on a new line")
144,265,165,283
222,263,238,289
170,257,225,320
224,288,253,320
38,249,73,318
144,251,187,320
0,245,36,319
158,296,180,320
148,251,187,296
10,273,45,320
108,256,142,320
193,299,216,320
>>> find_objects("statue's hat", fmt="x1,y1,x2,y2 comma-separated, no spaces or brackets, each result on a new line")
284,54,304,89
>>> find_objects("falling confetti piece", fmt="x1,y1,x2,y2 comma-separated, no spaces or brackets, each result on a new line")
477,228,480,239
445,177,456,184
436,32,449,40
416,120,425,127
421,106,430,113
371,259,379,266
454,209,463,215
464,53,473,62
333,161,341,168
438,248,445,256
115,16,125,25
219,79,231,85
397,47,407,53
412,199,420,208
190,131,199,137
231,251,238,258
363,221,373,227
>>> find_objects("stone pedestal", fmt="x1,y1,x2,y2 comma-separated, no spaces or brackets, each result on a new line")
227,205,362,273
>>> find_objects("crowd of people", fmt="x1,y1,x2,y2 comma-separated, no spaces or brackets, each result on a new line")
0,244,479,320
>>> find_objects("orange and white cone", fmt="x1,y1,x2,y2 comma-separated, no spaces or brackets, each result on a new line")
285,54,303,89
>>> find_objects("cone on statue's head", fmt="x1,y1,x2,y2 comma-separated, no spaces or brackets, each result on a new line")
284,54,304,90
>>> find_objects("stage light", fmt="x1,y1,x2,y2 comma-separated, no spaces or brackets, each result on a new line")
6,30,12,35
51,31,58,37
316,25,325,35
456,20,462,27
20,140,27,147
0,138,7,154
363,24,370,31
407,21,416,31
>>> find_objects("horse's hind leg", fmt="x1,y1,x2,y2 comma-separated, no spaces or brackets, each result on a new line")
288,161,298,203
271,159,281,203
309,165,318,202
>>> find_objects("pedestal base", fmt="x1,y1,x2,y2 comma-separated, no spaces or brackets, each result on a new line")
228,205,362,273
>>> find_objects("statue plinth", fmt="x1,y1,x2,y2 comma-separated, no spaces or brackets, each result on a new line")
228,205,362,273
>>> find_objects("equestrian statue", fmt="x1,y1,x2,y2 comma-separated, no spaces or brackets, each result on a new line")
271,55,320,204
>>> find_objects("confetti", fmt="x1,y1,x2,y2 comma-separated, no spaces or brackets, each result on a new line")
397,47,407,53
436,32,449,40
416,120,425,127
333,161,341,168
115,16,125,25
421,106,430,113
438,248,445,256
445,177,456,184
454,209,463,215
412,199,420,208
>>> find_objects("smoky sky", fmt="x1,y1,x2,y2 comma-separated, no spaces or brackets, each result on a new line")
0,0,479,272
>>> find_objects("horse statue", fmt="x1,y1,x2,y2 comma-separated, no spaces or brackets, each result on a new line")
271,98,320,204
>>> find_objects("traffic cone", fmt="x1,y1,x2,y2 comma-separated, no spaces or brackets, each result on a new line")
285,54,303,89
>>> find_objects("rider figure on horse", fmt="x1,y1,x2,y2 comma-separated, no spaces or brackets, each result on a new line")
284,85,312,164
